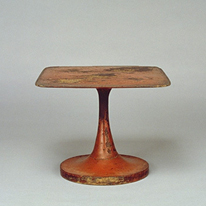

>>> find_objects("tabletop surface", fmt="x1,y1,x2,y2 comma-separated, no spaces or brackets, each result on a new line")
35,66,171,88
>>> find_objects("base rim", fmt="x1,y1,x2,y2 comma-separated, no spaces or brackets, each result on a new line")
60,154,149,185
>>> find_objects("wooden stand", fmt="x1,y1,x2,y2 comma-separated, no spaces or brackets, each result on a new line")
36,66,170,185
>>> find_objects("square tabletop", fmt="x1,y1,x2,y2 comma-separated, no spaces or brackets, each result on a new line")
35,66,170,88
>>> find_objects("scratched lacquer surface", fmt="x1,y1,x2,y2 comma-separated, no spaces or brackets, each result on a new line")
35,66,170,88
36,66,170,185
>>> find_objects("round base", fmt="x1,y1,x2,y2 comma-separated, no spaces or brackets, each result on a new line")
60,154,149,185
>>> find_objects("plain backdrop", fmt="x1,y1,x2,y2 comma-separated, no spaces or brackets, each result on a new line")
1,1,206,205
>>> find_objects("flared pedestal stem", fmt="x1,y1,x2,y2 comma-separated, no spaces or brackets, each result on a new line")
60,88,149,185
90,88,118,160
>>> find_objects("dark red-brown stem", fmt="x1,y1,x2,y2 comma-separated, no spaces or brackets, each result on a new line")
90,88,118,160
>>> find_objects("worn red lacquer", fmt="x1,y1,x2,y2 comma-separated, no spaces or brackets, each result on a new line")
36,66,170,185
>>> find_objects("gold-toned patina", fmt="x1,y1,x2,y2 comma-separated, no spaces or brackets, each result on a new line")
36,66,170,88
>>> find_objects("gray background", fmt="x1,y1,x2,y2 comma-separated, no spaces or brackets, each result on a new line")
1,1,206,205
